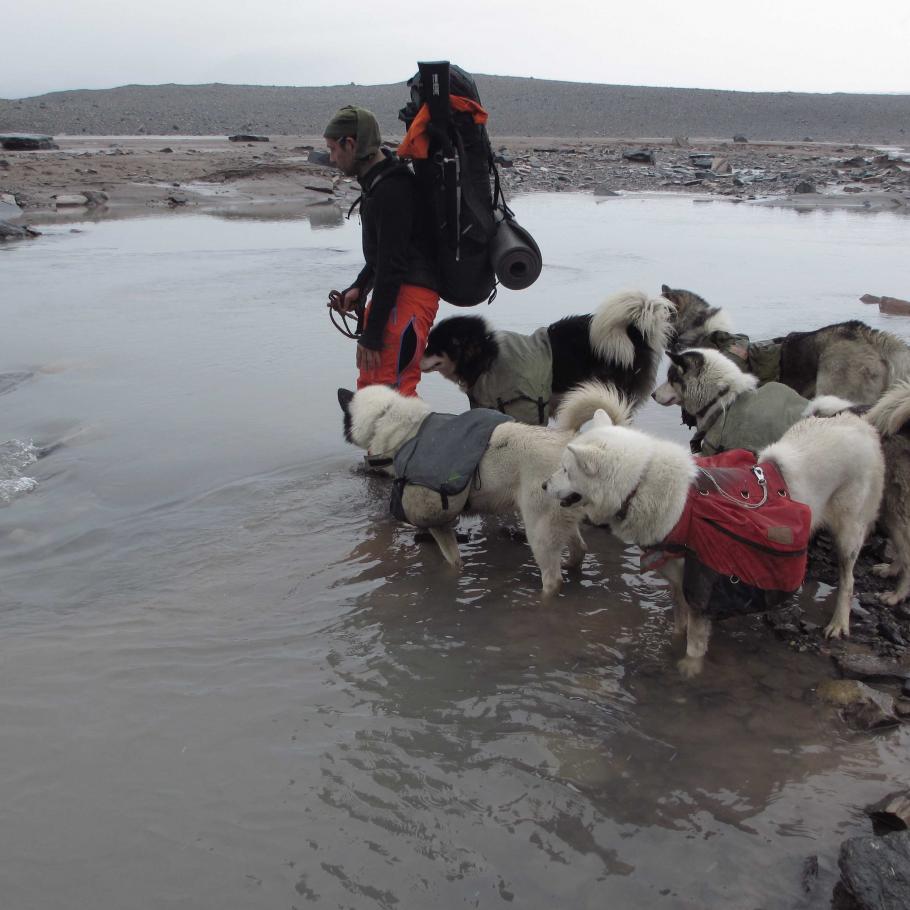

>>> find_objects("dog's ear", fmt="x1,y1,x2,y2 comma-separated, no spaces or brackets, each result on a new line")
667,350,687,369
661,284,675,303
566,443,599,477
337,388,354,413
680,350,705,371
591,408,613,428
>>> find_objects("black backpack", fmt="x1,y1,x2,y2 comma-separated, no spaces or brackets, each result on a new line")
398,61,539,307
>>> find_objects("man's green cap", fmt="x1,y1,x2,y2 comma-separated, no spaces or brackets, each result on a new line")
323,105,382,161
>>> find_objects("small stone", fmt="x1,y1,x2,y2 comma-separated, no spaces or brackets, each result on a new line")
228,134,269,142
794,180,816,194
53,193,89,207
733,135,748,143
844,186,864,193
593,184,620,196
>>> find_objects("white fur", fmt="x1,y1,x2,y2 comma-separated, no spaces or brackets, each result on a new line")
544,412,884,676
342,382,633,596
589,290,674,370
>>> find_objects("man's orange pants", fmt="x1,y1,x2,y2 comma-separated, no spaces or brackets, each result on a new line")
356,284,439,397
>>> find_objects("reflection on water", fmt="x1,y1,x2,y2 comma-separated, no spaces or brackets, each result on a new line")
1,195,910,909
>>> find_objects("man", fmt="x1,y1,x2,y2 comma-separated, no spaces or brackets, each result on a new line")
324,105,439,396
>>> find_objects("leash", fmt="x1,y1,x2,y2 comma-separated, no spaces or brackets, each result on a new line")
327,290,364,339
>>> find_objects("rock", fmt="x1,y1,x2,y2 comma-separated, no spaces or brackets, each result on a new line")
689,153,714,169
733,135,749,143
0,133,58,151
816,678,900,730
159,147,173,153
494,153,513,167
794,180,817,194
834,653,910,682
53,194,89,207
879,297,910,316
593,184,620,196
834,830,910,909
167,193,188,206
803,136,815,142
861,294,882,304
802,854,819,893
897,700,910,719
307,149,332,166
868,792,910,832
0,158,9,168
0,220,39,241
622,148,655,164
711,156,732,175
528,156,544,168
844,186,865,193
228,134,269,142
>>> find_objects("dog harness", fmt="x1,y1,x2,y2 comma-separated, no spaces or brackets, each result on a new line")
468,328,553,425
389,409,514,521
693,381,810,456
641,449,811,618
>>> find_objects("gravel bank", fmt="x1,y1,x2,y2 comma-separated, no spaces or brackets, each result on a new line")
1,77,909,143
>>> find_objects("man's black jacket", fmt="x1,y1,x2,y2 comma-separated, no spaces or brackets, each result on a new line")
351,154,437,350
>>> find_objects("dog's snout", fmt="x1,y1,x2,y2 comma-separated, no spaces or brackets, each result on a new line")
541,480,548,491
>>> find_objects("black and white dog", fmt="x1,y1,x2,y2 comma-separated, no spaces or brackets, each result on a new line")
419,290,674,424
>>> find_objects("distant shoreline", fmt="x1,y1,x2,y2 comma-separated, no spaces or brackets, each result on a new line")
2,77,909,144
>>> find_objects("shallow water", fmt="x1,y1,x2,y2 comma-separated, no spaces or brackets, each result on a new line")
2,194,910,908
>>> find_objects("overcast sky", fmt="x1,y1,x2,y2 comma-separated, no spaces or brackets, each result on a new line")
4,1,909,99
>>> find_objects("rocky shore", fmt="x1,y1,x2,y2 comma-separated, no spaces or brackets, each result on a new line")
1,133,908,226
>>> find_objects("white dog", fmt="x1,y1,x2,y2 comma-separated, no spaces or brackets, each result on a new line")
543,407,884,675
338,381,632,595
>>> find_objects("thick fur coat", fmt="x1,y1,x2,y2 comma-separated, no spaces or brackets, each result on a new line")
338,381,633,595
543,406,884,676
419,290,673,422
660,285,910,405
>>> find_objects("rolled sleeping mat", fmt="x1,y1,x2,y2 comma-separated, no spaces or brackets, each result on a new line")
489,215,542,291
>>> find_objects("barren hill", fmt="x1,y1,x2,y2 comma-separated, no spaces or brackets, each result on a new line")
1,77,908,143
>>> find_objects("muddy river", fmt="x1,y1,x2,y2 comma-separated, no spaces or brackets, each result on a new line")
2,194,910,908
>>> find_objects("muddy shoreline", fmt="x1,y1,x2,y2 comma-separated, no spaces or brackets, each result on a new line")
2,134,908,225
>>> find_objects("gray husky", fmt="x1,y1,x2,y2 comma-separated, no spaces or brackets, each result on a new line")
661,285,910,405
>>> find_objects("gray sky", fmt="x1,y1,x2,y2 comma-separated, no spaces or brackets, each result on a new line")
4,0,909,99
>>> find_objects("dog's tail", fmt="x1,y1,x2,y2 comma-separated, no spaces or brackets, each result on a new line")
555,380,633,432
588,290,675,369
865,379,910,437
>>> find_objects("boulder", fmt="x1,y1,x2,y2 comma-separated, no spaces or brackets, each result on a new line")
622,148,655,164
689,153,714,169
733,134,749,143
860,294,882,304
53,194,89,207
868,791,910,832
794,180,817,194
711,156,732,175
816,678,900,731
834,653,910,683
0,220,40,241
879,297,910,316
834,830,910,909
228,134,269,142
307,149,332,166
0,133,58,151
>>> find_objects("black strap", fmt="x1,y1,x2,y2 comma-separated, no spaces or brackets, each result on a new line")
494,394,547,424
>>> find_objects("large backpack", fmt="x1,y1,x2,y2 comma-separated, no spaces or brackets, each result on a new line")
398,61,541,307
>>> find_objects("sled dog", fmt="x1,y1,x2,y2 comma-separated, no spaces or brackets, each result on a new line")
652,348,810,455
419,290,673,423
807,381,910,606
543,406,884,675
338,381,632,595
660,285,910,405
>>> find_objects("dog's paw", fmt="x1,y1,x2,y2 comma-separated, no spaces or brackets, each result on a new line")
677,655,704,679
873,562,900,579
823,620,849,639
878,589,908,607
